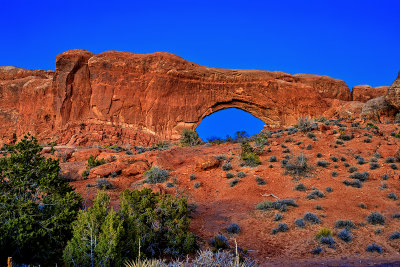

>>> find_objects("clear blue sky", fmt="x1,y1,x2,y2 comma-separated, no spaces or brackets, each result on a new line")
1,0,399,139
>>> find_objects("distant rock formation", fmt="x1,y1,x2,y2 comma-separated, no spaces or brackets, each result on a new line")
0,49,398,146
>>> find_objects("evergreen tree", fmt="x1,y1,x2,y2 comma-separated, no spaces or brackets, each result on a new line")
0,134,82,265
63,191,124,267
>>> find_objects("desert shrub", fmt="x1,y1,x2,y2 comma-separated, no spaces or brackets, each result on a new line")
348,166,357,173
306,144,313,150
254,136,268,154
194,182,201,189
190,174,196,181
281,159,288,168
370,157,378,162
316,153,323,158
344,162,350,167
144,166,169,184
370,162,380,170
364,138,372,143
240,142,261,167
319,236,335,247
237,171,246,178
382,174,389,180
271,223,289,234
357,157,366,165
222,162,232,171
360,203,367,209
269,155,277,162
255,199,297,212
210,234,229,250
306,190,325,200
389,231,400,240
311,246,323,255
284,152,309,176
241,152,261,167
315,205,323,210
386,157,396,163
166,182,175,188
335,220,356,229
338,229,353,242
226,172,234,179
349,172,369,182
326,187,333,193
392,213,400,219
180,129,201,146
229,178,240,187
88,154,106,169
338,134,352,141
307,132,316,139
315,228,332,239
390,163,398,170
255,176,266,185
294,183,307,191
388,192,398,200
367,212,385,225
343,179,362,188
110,171,118,178
215,154,227,161
336,140,344,145
317,160,330,167
81,169,89,179
0,135,82,266
226,223,241,234
96,178,114,189
295,218,306,228
304,212,321,224
297,116,315,132
331,171,338,177
330,156,338,162
190,250,256,267
379,182,388,190
366,122,379,130
340,156,347,162
366,243,383,253
274,213,283,221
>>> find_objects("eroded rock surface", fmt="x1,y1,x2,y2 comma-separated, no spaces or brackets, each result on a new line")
352,85,389,103
0,50,398,146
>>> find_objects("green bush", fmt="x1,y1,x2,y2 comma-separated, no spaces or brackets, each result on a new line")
144,166,169,184
63,191,123,266
119,188,196,258
240,142,261,167
0,134,82,265
88,154,106,168
180,129,201,146
64,189,196,265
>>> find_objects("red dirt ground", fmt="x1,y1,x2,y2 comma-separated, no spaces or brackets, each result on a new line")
51,118,400,266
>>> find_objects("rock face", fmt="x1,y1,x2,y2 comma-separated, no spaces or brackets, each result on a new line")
0,66,55,144
352,85,389,103
386,72,400,110
0,49,398,146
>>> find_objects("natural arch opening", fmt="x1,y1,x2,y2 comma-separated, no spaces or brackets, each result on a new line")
196,108,266,141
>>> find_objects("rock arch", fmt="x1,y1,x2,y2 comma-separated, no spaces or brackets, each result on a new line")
1,49,398,146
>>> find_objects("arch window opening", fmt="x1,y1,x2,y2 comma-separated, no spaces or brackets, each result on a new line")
195,108,265,142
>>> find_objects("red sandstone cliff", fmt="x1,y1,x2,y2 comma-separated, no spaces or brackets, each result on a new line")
0,49,398,146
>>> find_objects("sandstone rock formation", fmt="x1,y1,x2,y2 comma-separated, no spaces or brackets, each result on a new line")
0,50,398,146
352,85,389,103
386,72,400,109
